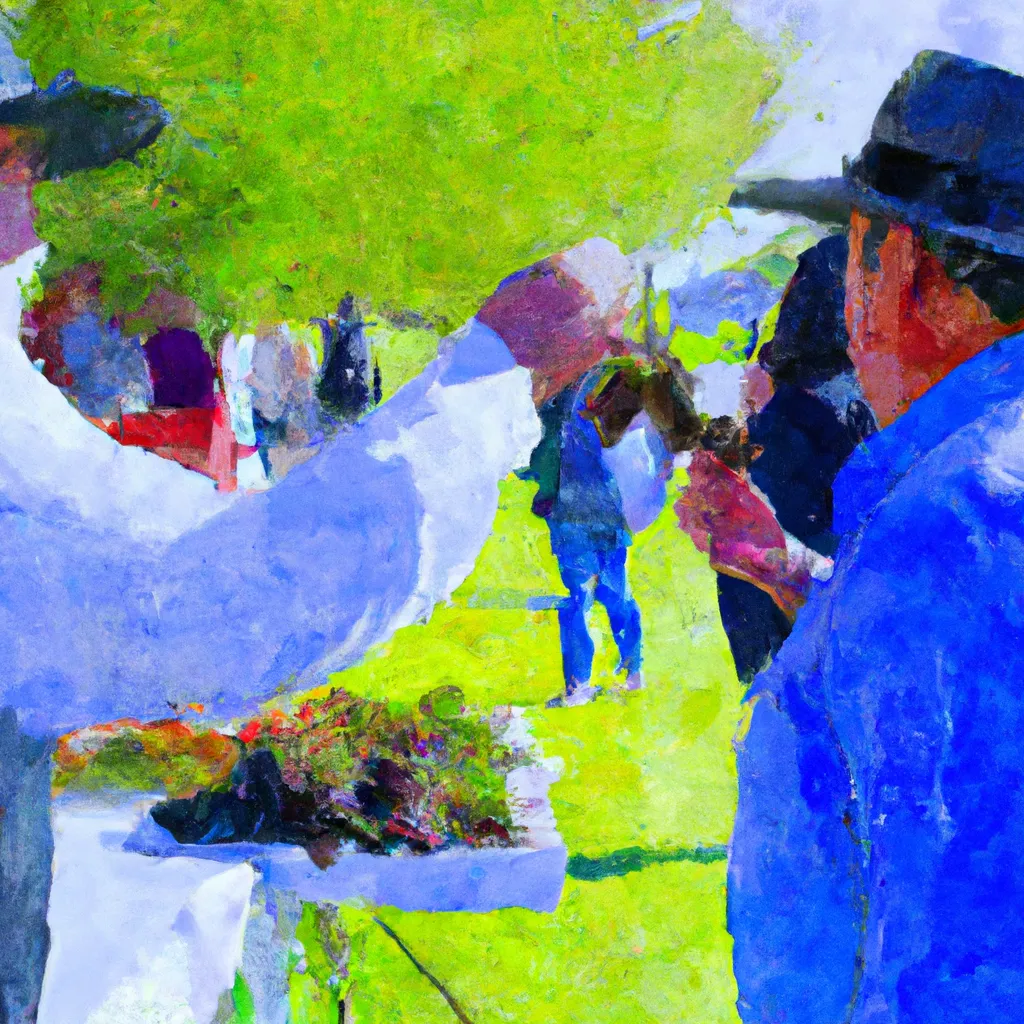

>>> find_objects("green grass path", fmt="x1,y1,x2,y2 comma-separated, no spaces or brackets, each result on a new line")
317,475,744,1023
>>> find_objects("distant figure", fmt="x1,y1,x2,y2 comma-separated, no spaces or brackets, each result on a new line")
311,293,378,422
373,355,383,405
249,324,324,480
527,356,702,707
21,265,153,419
526,364,644,707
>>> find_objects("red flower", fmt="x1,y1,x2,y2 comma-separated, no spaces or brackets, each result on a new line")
385,818,444,848
237,720,261,744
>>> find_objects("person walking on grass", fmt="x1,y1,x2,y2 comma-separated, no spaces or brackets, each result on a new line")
526,363,645,707
526,353,705,707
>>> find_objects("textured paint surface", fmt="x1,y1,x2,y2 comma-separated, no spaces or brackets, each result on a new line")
13,0,778,328
0,1,780,1019
317,474,746,1022
5,2,1024,1023
0,254,541,733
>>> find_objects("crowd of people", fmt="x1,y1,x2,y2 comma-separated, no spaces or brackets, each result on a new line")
2,37,1023,1024
526,48,1024,1024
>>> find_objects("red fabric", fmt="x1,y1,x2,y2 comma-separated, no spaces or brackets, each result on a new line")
100,403,238,488
104,408,220,480
206,392,238,492
110,408,215,450
477,260,628,405
237,721,261,744
675,450,810,618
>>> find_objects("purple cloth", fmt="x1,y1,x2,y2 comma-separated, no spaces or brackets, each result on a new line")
144,329,215,409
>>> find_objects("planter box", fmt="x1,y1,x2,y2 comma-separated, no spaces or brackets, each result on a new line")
119,707,567,913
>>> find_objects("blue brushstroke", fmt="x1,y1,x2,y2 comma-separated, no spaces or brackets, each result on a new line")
731,329,1024,1022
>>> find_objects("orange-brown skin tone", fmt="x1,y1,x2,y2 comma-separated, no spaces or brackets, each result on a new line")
845,210,1024,427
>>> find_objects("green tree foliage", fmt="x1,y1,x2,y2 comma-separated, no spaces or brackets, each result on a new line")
14,0,777,332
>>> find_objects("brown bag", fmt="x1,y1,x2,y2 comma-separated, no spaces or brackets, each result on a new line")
581,358,703,453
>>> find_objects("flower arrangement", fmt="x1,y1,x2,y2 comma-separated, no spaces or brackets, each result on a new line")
56,685,522,865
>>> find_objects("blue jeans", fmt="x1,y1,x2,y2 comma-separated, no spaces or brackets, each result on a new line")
550,530,642,690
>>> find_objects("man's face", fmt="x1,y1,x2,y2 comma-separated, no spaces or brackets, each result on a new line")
845,210,1024,427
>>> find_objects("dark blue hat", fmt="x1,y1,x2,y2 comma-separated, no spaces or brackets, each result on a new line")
731,51,1024,258
0,70,169,179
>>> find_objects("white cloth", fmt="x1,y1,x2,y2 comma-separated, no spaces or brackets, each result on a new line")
0,271,541,732
41,799,254,1024
601,412,673,535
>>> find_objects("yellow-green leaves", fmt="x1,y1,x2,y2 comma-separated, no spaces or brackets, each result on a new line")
18,0,778,329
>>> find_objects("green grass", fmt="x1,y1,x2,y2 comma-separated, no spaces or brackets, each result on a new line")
293,474,744,1023
368,322,446,402
13,0,779,332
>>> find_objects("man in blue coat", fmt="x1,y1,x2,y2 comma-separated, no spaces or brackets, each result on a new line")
727,50,1024,1021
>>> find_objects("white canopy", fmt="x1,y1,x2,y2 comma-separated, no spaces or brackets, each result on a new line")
0,247,540,734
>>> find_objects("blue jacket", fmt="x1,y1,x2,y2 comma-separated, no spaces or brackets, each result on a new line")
528,366,630,550
729,331,1024,1023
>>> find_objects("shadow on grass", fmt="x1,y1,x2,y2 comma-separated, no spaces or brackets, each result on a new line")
567,843,728,882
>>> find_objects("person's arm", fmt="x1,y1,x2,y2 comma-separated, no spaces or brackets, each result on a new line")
674,449,820,618
518,397,567,517
811,447,1024,1018
733,430,1024,1022
730,586,865,1021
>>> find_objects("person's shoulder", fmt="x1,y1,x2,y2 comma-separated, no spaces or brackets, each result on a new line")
752,398,1024,707
840,392,1024,617
886,390,1024,509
